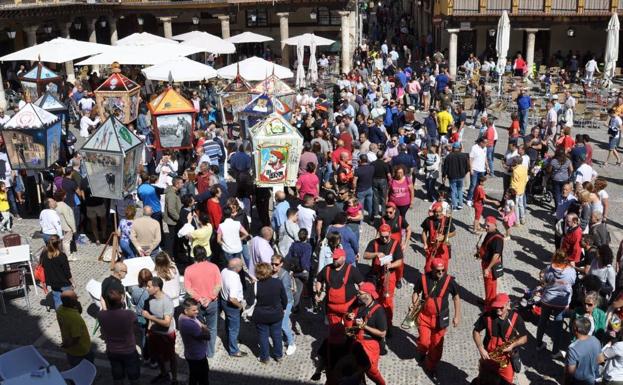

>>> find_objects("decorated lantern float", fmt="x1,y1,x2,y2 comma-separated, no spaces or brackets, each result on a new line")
1,103,61,169
34,91,68,127
80,116,143,199
94,63,141,125
19,62,62,100
249,112,303,187
219,74,252,138
148,87,195,150
250,74,295,117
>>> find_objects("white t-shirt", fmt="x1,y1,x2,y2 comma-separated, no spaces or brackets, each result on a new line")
575,164,597,184
586,59,598,72
152,268,180,307
297,204,316,235
220,268,244,302
78,97,95,111
469,144,487,172
218,218,243,254
604,341,623,381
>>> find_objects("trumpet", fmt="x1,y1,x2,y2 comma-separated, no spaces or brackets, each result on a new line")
489,336,520,368
401,300,423,329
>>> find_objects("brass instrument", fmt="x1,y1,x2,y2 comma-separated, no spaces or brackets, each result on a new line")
344,321,366,337
383,264,390,298
401,300,424,329
431,212,452,257
489,336,520,368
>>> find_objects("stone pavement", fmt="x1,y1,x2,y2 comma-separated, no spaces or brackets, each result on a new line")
0,111,621,385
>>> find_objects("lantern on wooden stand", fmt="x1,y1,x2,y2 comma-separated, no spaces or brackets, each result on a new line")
94,62,141,125
19,62,62,100
148,87,196,150
34,91,68,127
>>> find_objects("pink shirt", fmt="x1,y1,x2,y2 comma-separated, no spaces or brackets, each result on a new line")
184,261,222,302
389,177,411,207
296,172,319,200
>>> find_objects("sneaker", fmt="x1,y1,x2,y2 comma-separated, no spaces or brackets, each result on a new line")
258,358,270,364
274,356,283,363
457,206,463,210
286,344,297,356
466,200,473,207
311,371,322,381
230,351,248,358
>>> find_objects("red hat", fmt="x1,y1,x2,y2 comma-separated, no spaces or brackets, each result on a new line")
431,258,445,270
431,202,443,211
490,293,510,308
359,282,379,300
386,202,397,209
270,150,284,160
379,224,392,234
485,216,497,225
332,248,346,260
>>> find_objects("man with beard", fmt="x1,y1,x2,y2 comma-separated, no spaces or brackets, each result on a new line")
260,150,286,182
315,248,364,343
56,289,94,367
421,202,456,273
363,224,403,335
374,202,411,286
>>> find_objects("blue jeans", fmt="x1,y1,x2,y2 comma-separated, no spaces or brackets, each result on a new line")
486,146,495,176
466,171,485,201
256,320,283,361
536,304,566,354
356,187,373,218
515,194,526,222
519,109,529,136
281,302,294,346
425,177,438,201
52,285,73,309
223,251,242,261
120,238,137,259
241,243,251,269
449,178,464,209
220,299,241,355
372,179,388,217
199,300,219,358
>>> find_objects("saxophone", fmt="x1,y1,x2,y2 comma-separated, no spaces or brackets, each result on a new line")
401,300,424,329
488,336,520,368
383,264,390,298
344,321,366,337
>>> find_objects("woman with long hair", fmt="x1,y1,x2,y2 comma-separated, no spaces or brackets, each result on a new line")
252,262,287,364
388,165,414,219
152,251,181,306
594,178,609,221
547,148,573,208
587,245,616,301
40,235,74,309
129,268,153,364
535,249,577,357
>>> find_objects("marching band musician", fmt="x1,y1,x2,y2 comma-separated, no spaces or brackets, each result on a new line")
412,258,461,382
315,248,364,343
478,216,505,309
472,293,527,385
363,224,404,335
421,202,456,273
344,282,387,385
374,202,411,287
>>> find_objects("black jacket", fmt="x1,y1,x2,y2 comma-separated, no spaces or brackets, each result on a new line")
252,278,287,324
442,152,469,180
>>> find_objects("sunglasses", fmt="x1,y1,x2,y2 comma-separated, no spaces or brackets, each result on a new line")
272,263,281,266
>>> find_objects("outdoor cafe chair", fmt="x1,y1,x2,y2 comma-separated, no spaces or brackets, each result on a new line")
61,359,97,385
0,345,49,380
0,268,30,314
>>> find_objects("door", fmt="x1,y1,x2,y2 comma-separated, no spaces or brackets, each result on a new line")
458,30,477,64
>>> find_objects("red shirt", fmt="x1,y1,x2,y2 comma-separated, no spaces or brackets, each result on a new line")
339,132,353,152
585,143,593,165
556,136,575,152
562,226,582,263
473,185,485,205
331,147,351,165
184,261,222,302
509,121,520,139
196,172,211,195
206,199,222,230
296,172,319,200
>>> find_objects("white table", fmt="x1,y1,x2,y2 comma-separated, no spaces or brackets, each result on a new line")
121,256,155,287
0,244,37,295
2,366,65,385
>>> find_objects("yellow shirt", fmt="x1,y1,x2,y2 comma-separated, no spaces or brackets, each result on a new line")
191,225,213,257
437,110,454,135
56,305,91,356
0,191,9,212
511,164,529,195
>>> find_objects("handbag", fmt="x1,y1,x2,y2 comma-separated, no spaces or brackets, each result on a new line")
492,261,504,279
510,349,522,373
241,282,258,320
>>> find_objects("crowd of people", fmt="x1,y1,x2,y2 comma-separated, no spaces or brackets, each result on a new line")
0,6,611,385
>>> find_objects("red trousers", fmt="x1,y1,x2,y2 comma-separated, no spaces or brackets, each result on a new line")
358,339,386,385
425,244,450,273
479,358,514,384
416,314,447,371
326,298,355,344
378,271,397,327
482,263,497,309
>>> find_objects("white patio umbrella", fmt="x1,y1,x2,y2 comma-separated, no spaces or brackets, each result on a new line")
296,40,306,88
226,32,273,44
309,39,318,83
171,30,221,41
76,44,201,66
0,38,110,62
496,10,511,96
115,32,177,46
217,56,293,80
283,33,335,47
181,35,236,55
605,12,620,82
141,57,217,82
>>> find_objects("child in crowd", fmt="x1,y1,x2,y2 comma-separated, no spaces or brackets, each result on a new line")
509,112,520,147
499,188,517,240
472,176,498,233
345,196,363,244
0,182,11,232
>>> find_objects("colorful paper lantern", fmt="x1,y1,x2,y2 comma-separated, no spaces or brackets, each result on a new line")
94,63,141,125
148,87,196,150
19,62,62,100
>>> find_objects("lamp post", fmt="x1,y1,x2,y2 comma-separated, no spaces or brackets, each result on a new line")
137,16,144,26
567,27,575,38
6,30,15,39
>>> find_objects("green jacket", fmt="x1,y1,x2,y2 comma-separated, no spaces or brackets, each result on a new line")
163,186,181,226
572,306,607,338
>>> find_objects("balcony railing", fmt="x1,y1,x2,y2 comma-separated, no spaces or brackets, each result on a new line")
487,0,511,11
585,0,610,11
518,0,544,12
551,0,578,12
453,0,479,13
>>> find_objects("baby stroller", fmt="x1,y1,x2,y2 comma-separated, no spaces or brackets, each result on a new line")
526,160,553,206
